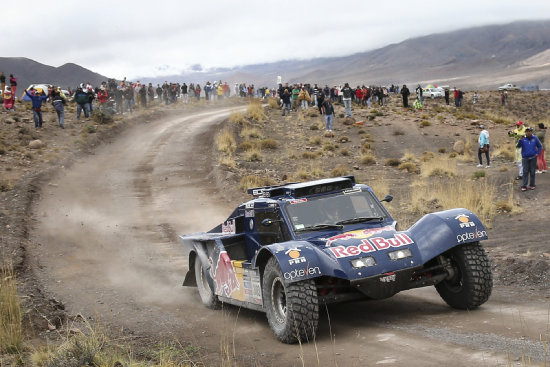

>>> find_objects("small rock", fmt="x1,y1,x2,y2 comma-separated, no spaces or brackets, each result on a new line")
453,140,465,154
29,139,44,149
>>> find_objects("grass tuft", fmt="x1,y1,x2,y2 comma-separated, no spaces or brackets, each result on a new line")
0,263,22,355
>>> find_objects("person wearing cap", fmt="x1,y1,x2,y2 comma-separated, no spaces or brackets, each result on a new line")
508,121,528,180
516,127,542,191
536,123,547,173
477,125,490,168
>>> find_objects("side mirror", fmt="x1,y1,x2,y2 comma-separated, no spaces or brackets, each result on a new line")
261,218,274,227
381,195,393,203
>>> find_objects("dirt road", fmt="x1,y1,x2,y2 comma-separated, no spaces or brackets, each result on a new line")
29,107,550,366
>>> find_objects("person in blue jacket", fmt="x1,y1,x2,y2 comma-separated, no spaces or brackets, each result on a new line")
517,127,542,191
25,88,49,128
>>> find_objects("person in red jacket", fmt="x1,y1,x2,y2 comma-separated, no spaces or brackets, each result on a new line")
97,86,109,110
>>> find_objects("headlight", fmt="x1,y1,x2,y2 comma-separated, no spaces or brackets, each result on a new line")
388,248,412,261
350,257,376,268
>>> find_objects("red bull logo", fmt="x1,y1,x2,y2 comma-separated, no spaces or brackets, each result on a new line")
211,251,240,297
325,225,394,246
329,233,414,258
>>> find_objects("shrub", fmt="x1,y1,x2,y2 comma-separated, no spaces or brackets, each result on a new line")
301,151,318,159
215,129,236,154
385,158,401,167
323,143,337,152
267,97,279,109
245,149,262,162
473,170,486,178
401,152,416,163
421,151,435,162
438,147,446,153
238,140,256,151
420,120,431,127
0,264,22,354
421,158,456,177
219,156,236,169
86,124,97,133
309,136,322,146
361,142,372,153
246,100,266,122
229,112,246,125
240,127,262,139
448,152,458,158
398,161,419,174
259,139,278,149
91,109,113,124
239,175,273,191
340,148,350,156
331,164,349,177
393,129,405,136
360,153,376,165
310,124,320,130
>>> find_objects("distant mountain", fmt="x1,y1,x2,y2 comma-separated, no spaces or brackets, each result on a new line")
140,20,550,90
3,20,550,92
0,57,108,93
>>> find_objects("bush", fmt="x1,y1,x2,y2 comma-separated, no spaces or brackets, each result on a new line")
238,140,256,151
239,175,273,191
216,129,236,154
301,151,318,159
246,100,266,122
92,109,113,124
360,153,376,165
398,161,419,174
267,97,279,109
393,129,405,136
309,136,322,146
260,139,278,149
229,112,246,125
340,148,350,156
0,264,22,354
420,120,431,127
245,149,262,162
86,124,97,134
473,170,486,178
384,158,401,167
240,127,262,139
331,164,349,177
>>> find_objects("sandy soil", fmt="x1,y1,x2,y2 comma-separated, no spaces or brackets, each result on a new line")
18,94,550,366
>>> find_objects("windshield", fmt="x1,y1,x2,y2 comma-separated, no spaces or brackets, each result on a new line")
284,189,389,232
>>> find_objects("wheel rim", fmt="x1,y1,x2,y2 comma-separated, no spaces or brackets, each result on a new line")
444,256,463,292
271,276,287,324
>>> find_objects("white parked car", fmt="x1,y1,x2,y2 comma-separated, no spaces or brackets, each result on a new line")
498,83,520,91
422,87,445,98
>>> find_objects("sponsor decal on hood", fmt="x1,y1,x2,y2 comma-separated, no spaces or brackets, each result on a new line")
324,225,394,247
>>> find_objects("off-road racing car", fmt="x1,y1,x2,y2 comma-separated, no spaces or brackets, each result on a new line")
180,176,492,343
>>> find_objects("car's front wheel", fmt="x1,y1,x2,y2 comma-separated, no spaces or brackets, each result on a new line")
194,257,222,309
435,242,492,309
262,257,319,343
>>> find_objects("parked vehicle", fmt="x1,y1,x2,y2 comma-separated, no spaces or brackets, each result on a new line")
422,87,445,98
180,176,493,343
498,83,520,91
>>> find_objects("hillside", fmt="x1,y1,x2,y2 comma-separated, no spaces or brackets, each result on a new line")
0,57,108,94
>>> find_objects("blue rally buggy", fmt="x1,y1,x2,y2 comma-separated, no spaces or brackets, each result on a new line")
180,176,492,343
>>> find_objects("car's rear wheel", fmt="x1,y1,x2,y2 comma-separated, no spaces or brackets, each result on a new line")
194,257,221,309
262,257,319,343
435,242,492,309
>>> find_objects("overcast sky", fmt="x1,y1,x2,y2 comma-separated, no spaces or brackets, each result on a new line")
6,1,550,80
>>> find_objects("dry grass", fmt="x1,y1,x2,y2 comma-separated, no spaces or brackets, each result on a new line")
246,100,266,122
401,152,416,163
219,156,237,169
421,151,435,162
360,153,376,165
495,180,523,214
484,111,514,125
398,161,420,174
330,164,350,177
259,138,278,149
245,148,262,162
492,142,515,160
384,158,401,167
309,136,322,146
0,263,22,355
266,97,279,109
302,151,319,159
215,129,236,154
409,177,497,226
237,140,256,152
294,164,324,181
239,175,274,192
239,127,263,139
457,139,474,162
421,157,457,178
229,112,246,125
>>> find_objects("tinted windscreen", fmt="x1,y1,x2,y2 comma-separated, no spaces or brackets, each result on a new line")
284,190,388,232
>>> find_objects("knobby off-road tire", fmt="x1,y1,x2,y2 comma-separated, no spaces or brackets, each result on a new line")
435,242,493,310
262,257,319,344
194,257,222,309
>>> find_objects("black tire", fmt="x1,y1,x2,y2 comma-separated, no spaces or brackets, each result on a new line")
194,257,221,309
262,257,319,344
435,242,492,310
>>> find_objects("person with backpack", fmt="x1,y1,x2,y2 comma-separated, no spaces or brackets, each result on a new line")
51,87,67,128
